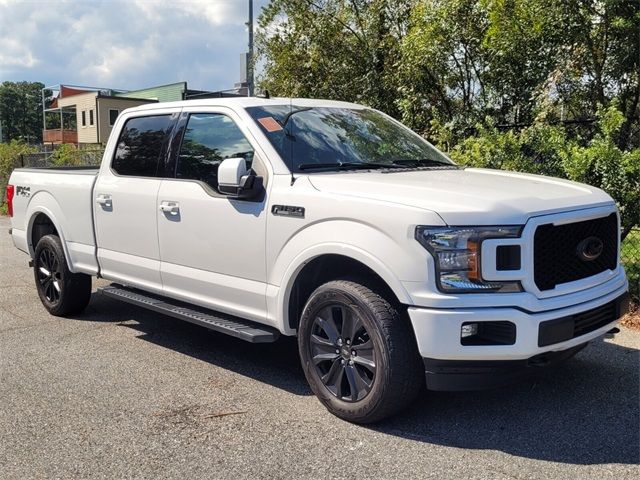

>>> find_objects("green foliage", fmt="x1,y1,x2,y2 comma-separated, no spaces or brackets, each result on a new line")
0,81,45,143
449,105,640,238
562,105,640,239
49,143,83,166
622,230,640,302
258,0,640,149
0,140,37,208
257,0,414,115
258,0,640,234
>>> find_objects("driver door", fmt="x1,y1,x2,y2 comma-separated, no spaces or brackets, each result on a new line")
157,108,269,323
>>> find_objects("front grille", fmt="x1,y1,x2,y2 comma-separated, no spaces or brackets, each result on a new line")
533,213,618,291
538,300,619,347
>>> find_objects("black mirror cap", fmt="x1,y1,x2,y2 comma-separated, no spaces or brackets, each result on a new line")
219,174,264,201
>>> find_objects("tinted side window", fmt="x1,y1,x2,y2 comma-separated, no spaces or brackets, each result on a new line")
112,115,173,177
176,113,254,190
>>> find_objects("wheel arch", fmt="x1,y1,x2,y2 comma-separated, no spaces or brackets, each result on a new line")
278,245,412,334
25,197,74,272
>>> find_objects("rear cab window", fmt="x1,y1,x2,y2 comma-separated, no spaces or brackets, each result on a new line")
112,115,174,177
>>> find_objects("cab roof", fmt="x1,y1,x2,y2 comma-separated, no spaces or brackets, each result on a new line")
123,96,367,113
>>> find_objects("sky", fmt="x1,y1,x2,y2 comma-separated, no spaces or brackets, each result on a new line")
0,0,269,92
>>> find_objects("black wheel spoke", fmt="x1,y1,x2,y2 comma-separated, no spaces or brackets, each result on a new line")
352,339,375,373
312,351,339,365
352,355,376,374
310,333,334,348
321,359,344,391
316,308,340,344
341,308,359,341
45,280,53,301
344,364,371,401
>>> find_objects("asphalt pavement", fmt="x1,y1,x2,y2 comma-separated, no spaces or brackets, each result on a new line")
0,216,638,479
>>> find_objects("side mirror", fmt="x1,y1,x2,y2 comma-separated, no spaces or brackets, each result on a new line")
217,157,264,200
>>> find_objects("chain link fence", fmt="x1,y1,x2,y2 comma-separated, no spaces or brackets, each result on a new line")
622,228,640,303
19,149,103,168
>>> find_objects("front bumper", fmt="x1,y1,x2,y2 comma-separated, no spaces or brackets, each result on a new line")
407,287,629,391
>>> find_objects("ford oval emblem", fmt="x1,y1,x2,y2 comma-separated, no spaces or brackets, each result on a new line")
576,236,604,262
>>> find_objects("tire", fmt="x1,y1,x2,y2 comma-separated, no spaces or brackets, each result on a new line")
33,234,92,316
298,279,424,423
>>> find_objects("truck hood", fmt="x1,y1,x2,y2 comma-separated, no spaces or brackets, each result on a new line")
307,168,614,225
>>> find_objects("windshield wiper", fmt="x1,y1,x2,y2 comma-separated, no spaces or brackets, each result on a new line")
298,161,406,171
390,158,456,167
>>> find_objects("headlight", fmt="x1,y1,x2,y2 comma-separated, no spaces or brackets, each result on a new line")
415,226,523,293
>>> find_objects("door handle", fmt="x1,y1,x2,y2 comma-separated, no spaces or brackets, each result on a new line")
96,194,112,206
159,201,180,215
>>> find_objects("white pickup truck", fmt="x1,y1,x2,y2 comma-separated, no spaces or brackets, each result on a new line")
7,98,629,423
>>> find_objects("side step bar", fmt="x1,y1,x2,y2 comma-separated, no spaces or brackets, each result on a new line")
99,284,280,343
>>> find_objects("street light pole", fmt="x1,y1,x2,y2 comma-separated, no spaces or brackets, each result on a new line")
248,0,254,96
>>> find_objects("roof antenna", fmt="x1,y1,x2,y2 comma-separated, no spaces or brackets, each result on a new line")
256,89,270,99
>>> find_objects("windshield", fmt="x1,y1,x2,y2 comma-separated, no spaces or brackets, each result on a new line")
246,105,455,173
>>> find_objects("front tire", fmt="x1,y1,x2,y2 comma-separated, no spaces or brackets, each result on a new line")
34,234,92,316
298,280,423,423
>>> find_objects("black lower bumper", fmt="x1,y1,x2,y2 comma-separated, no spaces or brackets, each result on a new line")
424,343,589,391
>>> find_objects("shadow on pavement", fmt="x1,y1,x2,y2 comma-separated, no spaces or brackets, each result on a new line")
375,339,640,466
77,292,639,466
76,293,310,396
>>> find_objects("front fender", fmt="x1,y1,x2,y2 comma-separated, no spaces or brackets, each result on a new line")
269,219,426,334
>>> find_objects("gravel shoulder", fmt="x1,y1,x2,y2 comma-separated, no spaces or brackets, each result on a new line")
0,217,638,479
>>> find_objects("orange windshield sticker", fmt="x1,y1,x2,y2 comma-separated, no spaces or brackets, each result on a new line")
258,116,283,132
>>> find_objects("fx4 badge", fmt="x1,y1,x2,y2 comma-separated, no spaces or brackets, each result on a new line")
16,186,31,198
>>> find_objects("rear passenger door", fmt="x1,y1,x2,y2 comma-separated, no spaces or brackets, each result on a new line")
156,108,269,323
94,111,178,293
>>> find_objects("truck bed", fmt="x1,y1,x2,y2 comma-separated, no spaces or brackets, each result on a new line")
9,167,100,275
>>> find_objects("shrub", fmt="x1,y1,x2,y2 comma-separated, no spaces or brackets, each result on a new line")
0,140,37,208
448,105,640,239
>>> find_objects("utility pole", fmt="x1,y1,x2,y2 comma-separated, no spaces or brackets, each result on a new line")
247,0,254,96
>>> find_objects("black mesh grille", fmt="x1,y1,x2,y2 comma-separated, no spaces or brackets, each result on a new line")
533,213,618,291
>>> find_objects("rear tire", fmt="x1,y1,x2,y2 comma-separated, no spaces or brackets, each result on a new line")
34,234,92,316
298,279,423,423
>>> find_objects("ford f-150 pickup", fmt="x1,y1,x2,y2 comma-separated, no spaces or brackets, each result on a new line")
7,98,630,423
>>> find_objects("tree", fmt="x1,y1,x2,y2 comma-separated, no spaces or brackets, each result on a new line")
0,81,45,143
257,0,640,149
256,0,416,116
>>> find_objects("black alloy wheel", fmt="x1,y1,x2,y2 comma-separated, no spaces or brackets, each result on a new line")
310,304,376,402
299,280,424,424
33,234,92,316
37,246,62,304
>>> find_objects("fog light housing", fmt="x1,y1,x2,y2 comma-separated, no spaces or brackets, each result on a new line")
461,323,478,338
461,321,516,346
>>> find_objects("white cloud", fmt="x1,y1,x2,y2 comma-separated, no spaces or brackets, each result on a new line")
0,0,267,91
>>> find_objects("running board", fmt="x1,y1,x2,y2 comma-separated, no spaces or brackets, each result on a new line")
98,284,279,343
